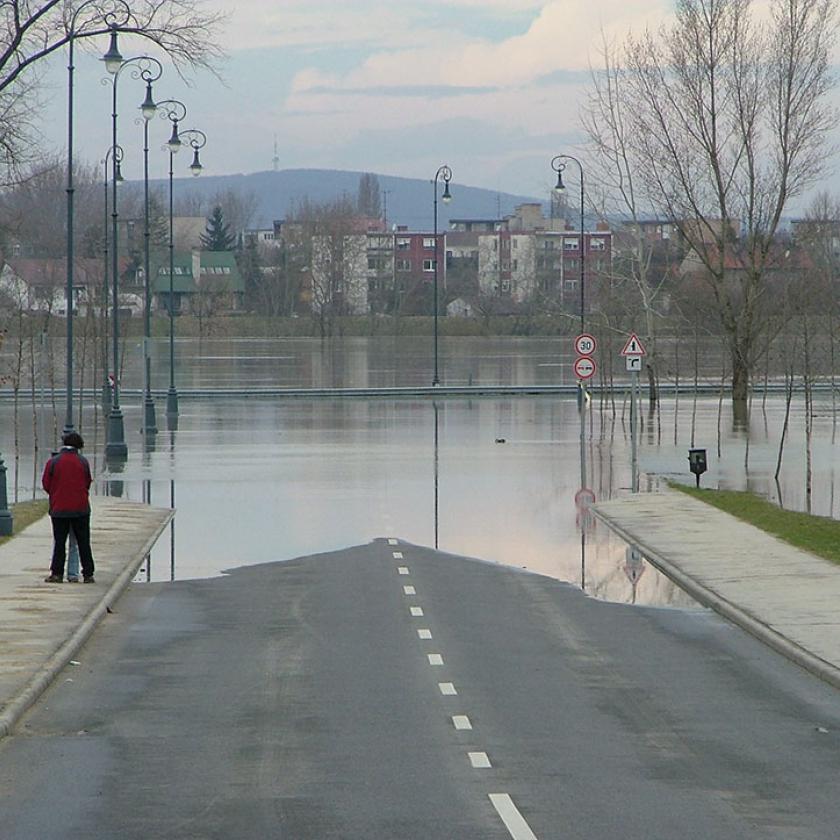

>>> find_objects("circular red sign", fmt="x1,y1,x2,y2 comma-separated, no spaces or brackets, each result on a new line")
573,356,596,380
574,333,597,356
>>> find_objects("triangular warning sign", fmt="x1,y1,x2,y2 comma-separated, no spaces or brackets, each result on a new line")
620,333,647,357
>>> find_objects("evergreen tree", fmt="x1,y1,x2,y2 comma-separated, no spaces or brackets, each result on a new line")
356,173,381,218
200,205,236,251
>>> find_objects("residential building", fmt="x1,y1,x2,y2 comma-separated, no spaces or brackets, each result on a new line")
154,250,245,314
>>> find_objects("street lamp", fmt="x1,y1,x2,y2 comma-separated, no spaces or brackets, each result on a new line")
158,100,187,418
100,144,125,415
65,1,130,437
432,164,452,386
103,55,162,460
552,154,588,497
551,155,585,334
137,63,164,437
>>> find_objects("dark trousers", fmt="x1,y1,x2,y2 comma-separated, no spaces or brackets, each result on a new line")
50,515,94,578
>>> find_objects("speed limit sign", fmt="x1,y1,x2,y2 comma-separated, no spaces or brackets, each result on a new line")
574,333,597,356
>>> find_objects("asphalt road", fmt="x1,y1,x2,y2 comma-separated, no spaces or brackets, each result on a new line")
1,540,840,839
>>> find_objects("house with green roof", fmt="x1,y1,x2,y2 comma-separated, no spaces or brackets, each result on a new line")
153,250,244,314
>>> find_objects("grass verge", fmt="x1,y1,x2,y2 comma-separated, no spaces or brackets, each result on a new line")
0,499,48,547
669,482,840,567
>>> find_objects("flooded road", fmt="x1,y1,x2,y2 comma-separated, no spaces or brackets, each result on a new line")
1,337,835,607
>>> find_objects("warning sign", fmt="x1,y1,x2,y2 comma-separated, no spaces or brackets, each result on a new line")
620,333,647,357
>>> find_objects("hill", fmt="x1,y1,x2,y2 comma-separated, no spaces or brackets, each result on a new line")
145,168,547,231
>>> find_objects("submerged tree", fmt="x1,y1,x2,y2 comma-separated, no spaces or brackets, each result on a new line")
598,0,837,409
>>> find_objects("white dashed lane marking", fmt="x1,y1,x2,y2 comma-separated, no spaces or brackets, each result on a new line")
403,586,416,595
418,629,433,639
388,539,398,545
427,654,444,666
452,715,472,730
439,682,457,695
393,551,404,559
469,751,492,768
398,566,410,575
489,794,540,840
410,607,424,617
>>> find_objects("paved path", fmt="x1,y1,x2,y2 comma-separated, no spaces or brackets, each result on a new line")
594,490,840,689
0,499,173,738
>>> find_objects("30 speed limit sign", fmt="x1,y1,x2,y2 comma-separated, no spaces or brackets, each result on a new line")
573,356,596,380
574,333,597,356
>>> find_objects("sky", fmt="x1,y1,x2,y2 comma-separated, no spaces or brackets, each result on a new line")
34,0,839,208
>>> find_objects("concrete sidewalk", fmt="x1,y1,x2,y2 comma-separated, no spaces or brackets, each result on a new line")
0,498,173,738
594,490,840,690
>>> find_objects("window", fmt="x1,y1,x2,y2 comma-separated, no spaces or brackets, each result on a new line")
501,260,510,271
501,279,510,292
512,259,518,271
567,258,578,270
543,240,554,250
564,237,579,251
512,239,518,249
396,259,411,271
222,267,231,274
397,237,411,250
423,259,436,272
423,237,436,249
589,238,606,251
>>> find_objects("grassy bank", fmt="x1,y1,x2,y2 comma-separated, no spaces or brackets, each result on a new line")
670,483,840,567
0,499,48,547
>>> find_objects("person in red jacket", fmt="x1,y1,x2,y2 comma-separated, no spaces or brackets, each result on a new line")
42,432,95,584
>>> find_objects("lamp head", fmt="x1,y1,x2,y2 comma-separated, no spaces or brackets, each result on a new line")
441,181,452,205
554,170,566,194
140,81,157,121
189,147,203,176
102,27,123,75
167,121,182,153
115,160,124,183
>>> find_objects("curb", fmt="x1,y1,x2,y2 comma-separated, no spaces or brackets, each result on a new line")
591,507,840,692
0,510,174,740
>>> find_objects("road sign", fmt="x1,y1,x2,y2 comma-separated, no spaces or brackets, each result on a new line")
574,333,597,356
574,487,596,509
626,356,643,372
620,333,647,357
573,356,596,380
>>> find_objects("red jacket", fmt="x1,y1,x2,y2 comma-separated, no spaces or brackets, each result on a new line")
42,448,92,517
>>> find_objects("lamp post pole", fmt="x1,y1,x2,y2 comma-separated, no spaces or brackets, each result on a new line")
158,101,187,418
101,145,124,415
432,165,452,386
552,154,588,494
65,1,130,437
138,68,163,437
104,55,161,460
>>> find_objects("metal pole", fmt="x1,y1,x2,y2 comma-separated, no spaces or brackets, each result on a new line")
167,148,178,416
631,370,639,492
64,30,76,436
101,158,111,415
142,116,157,434
106,69,127,459
433,182,439,386
579,166,585,335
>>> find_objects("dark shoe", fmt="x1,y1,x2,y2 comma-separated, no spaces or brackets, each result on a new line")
44,575,63,583
83,576,95,584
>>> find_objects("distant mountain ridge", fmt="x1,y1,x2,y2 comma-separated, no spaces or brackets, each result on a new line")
144,168,547,231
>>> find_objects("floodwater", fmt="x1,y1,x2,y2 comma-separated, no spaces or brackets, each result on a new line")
0,337,834,608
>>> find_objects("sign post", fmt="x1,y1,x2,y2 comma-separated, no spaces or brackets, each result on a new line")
620,333,646,493
573,334,596,502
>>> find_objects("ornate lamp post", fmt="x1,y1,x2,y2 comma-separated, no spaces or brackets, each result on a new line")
551,155,585,333
137,64,164,437
552,154,588,498
65,1,130,436
432,165,452,386
103,55,162,460
158,100,187,418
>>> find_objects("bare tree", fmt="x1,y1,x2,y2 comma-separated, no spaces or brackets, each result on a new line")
582,32,683,404
0,1,224,183
611,0,837,409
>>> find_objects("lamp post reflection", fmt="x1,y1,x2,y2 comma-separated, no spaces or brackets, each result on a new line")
433,401,440,550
